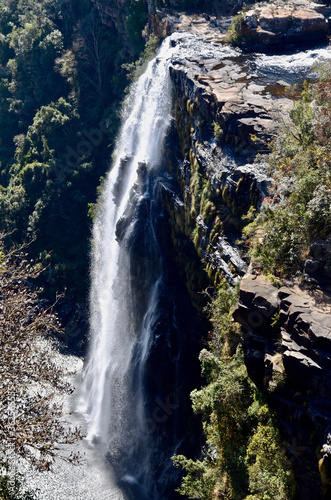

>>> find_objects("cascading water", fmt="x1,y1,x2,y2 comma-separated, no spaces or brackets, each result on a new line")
82,33,245,495
83,35,184,498
81,21,331,499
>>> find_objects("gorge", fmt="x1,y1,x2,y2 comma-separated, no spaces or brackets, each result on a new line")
0,1,331,499
83,35,198,498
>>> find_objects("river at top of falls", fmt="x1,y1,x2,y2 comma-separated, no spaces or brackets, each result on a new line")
80,29,331,500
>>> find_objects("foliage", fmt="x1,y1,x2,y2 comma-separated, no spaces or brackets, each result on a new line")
173,284,294,499
212,121,223,142
0,464,36,500
151,0,202,9
125,0,148,55
243,78,331,276
206,283,240,355
225,13,244,44
266,274,283,288
122,35,161,83
0,0,154,297
245,408,296,500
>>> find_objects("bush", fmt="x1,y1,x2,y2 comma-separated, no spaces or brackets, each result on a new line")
245,417,295,500
173,284,294,499
225,13,244,45
243,78,331,276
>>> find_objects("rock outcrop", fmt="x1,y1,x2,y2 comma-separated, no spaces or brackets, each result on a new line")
241,0,331,47
162,15,296,299
170,15,293,153
233,274,331,499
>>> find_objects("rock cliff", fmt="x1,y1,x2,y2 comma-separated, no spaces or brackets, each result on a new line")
92,2,331,496
161,8,331,498
233,274,331,499
163,13,295,302
240,0,331,48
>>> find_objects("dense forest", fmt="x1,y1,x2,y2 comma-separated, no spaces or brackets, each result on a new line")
0,0,152,298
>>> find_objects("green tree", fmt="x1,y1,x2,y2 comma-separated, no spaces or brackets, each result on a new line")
173,285,295,499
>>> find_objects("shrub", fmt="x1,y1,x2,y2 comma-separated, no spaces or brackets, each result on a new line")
245,415,296,500
243,78,331,276
225,13,244,45
173,284,294,499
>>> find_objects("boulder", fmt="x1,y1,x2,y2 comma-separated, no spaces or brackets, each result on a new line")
241,1,330,47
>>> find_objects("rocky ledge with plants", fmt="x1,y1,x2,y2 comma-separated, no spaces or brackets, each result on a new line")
161,4,331,499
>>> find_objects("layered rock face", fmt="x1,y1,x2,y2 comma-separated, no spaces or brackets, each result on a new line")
91,2,331,496
241,0,331,47
169,25,292,153
233,274,331,499
163,15,295,302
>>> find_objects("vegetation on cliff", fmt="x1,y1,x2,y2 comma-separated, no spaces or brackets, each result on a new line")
172,59,331,500
244,75,331,276
151,0,213,10
0,0,149,298
173,284,295,499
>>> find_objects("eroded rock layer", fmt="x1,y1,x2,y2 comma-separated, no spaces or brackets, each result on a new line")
162,11,331,498
234,274,331,499
241,0,331,47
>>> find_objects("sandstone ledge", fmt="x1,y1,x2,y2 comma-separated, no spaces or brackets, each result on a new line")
241,0,330,48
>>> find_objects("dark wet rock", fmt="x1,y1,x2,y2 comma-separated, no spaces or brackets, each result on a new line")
113,155,133,206
234,274,331,500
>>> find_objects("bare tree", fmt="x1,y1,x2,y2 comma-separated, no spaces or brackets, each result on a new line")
0,234,82,474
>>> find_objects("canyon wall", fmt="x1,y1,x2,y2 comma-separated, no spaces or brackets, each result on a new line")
161,11,331,499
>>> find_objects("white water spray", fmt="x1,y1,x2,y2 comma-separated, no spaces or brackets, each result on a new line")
82,36,179,491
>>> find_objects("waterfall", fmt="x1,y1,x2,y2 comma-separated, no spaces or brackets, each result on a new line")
83,36,180,496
